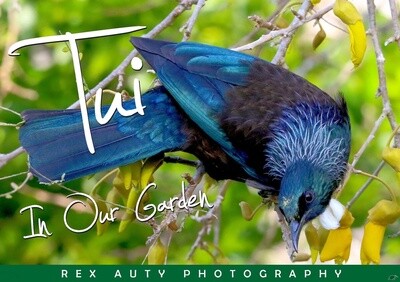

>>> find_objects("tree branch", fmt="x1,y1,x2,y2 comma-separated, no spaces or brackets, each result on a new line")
145,166,206,247
0,147,25,170
385,0,400,47
233,3,333,53
340,110,387,191
180,0,206,41
272,0,312,65
186,180,229,261
0,0,37,100
346,161,385,209
367,0,399,146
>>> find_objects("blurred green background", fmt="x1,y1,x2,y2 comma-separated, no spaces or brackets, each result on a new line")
0,0,399,264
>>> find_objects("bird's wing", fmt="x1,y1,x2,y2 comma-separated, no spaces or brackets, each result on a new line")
131,37,260,179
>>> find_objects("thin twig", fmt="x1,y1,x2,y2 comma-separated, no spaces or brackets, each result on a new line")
0,122,19,127
186,180,229,260
352,168,397,202
0,147,25,170
232,0,290,49
116,73,125,91
0,171,28,181
212,201,222,251
0,0,37,100
233,3,333,53
341,110,387,190
248,15,279,30
20,186,96,213
367,0,399,146
350,110,386,166
272,0,312,65
0,172,32,199
346,161,385,209
0,105,21,117
389,230,400,238
180,0,206,41
385,0,400,47
145,166,206,247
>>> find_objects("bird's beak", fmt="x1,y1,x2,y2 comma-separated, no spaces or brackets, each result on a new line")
289,220,301,253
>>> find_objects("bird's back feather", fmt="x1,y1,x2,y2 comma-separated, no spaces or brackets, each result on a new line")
131,37,261,180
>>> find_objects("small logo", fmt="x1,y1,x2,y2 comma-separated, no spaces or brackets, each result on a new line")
388,275,399,281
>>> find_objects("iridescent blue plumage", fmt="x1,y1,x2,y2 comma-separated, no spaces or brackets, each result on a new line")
20,87,188,182
19,38,351,251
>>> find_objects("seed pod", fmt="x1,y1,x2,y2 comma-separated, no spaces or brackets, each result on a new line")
148,239,167,264
312,26,326,50
382,147,400,172
239,201,253,221
367,200,400,226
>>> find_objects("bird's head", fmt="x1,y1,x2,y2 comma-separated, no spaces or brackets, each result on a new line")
278,160,336,252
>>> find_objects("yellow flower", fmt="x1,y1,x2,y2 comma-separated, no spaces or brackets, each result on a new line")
333,0,366,67
320,208,354,264
368,200,400,225
148,239,167,264
305,199,354,264
360,222,385,264
382,147,400,172
305,222,329,264
360,200,400,264
333,0,361,25
320,228,352,264
348,20,366,67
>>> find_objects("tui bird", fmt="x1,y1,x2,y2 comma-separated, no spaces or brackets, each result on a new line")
19,37,351,251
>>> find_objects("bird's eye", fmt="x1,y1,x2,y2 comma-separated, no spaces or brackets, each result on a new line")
304,191,315,204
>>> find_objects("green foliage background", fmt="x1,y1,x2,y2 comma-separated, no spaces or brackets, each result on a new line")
0,0,399,264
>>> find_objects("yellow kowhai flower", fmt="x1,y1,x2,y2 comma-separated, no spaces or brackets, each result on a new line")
333,0,366,67
382,146,400,172
382,126,400,184
305,199,354,264
305,222,329,264
148,239,167,264
320,205,354,264
382,125,400,172
360,200,400,264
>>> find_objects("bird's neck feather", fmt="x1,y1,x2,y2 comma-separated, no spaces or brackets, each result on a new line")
265,103,349,182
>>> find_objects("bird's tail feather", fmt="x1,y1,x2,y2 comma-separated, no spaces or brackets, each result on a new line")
19,86,188,183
